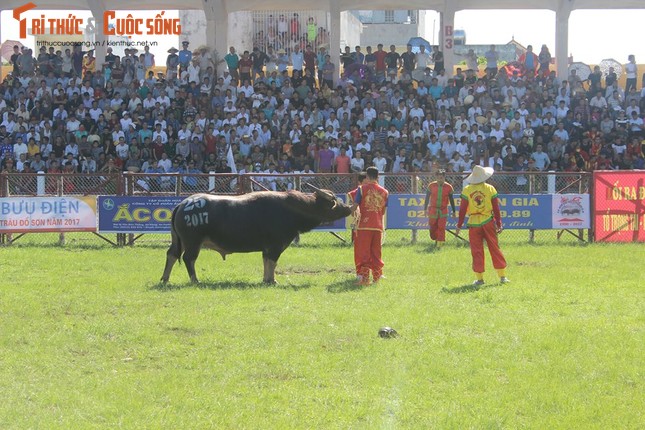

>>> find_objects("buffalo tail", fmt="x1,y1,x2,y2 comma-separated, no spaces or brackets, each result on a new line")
170,204,183,265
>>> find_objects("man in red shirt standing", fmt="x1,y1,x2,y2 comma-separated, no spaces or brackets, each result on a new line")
334,147,351,173
351,167,389,285
373,43,387,83
425,169,456,247
303,45,317,79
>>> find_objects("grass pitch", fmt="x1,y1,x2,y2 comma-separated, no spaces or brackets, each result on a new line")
0,235,643,429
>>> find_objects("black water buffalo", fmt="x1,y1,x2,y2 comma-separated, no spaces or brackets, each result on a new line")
161,189,351,284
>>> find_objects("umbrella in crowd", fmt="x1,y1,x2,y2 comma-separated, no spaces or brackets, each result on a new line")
407,36,432,54
499,61,527,78
568,62,592,80
1,40,24,63
599,58,623,79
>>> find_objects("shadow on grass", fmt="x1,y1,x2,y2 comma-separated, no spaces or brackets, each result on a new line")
149,279,313,292
416,244,442,254
6,242,111,250
441,282,501,294
326,279,364,293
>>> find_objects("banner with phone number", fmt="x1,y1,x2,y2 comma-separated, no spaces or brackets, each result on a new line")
386,194,555,230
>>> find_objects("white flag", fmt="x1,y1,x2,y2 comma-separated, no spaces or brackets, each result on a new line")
226,144,237,174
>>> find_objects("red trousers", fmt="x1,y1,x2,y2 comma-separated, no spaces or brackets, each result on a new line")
352,230,359,273
429,216,447,242
468,221,507,273
354,230,384,280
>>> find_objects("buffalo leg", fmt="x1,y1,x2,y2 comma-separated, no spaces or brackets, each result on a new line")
262,249,282,284
262,256,277,284
183,246,201,283
160,250,177,283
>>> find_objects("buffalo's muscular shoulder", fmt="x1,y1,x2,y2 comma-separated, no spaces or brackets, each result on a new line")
161,190,351,284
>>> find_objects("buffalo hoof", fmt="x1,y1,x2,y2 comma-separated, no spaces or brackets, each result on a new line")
263,279,277,285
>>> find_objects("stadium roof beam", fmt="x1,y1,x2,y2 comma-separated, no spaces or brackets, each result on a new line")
2,0,644,80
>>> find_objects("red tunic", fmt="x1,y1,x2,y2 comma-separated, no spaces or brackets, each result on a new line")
355,182,389,231
427,181,454,219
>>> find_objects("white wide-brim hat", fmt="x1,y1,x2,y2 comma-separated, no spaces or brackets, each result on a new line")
464,165,494,185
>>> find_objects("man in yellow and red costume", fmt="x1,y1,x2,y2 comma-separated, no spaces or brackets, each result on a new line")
455,165,509,285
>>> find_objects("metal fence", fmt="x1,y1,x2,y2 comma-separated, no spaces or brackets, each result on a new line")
0,171,592,248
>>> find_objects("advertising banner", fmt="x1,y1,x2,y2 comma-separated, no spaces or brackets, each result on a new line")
387,194,557,230
0,196,97,233
97,195,347,234
98,196,182,233
552,194,591,229
593,171,645,242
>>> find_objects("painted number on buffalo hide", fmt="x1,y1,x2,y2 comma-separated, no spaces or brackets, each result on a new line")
183,197,208,227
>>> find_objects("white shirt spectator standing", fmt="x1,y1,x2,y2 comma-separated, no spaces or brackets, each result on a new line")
13,138,28,159
415,46,431,70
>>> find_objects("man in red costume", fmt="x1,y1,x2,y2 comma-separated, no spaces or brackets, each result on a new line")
425,169,456,247
455,165,509,285
351,167,389,285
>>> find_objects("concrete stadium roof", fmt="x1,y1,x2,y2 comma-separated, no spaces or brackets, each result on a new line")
1,0,644,13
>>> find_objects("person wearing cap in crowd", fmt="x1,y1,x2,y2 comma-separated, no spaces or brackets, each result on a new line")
350,166,389,285
178,41,192,69
425,169,456,248
166,47,179,79
456,165,509,285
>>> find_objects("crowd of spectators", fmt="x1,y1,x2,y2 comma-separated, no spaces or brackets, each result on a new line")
1,38,644,190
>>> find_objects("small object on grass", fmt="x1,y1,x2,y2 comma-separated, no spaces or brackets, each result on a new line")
378,327,399,338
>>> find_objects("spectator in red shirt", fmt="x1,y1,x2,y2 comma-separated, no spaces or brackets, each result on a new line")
238,51,253,83
334,147,351,173
303,45,317,77
373,43,387,83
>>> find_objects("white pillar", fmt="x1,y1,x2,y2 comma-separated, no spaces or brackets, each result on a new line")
86,0,105,69
439,5,456,75
203,0,228,75
329,0,341,86
93,18,106,70
555,5,571,80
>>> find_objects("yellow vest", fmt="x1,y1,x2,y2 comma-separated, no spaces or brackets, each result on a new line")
461,182,498,227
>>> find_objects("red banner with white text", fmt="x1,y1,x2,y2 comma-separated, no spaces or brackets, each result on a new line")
593,171,645,242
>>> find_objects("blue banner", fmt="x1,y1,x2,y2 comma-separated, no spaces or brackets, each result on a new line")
98,195,348,234
97,196,182,233
386,194,554,230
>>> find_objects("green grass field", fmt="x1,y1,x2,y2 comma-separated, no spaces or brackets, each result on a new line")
1,234,644,429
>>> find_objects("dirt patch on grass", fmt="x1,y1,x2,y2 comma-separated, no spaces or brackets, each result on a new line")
514,261,552,268
276,267,354,275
